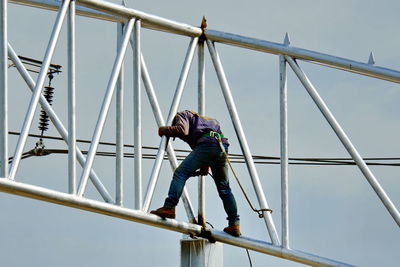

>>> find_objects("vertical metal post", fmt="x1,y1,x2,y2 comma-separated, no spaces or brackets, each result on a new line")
181,239,223,267
116,20,124,205
8,0,71,180
8,43,113,202
197,39,206,226
285,56,400,226
206,40,280,245
67,0,76,194
142,37,198,213
140,55,196,222
0,0,7,178
279,54,289,248
77,18,135,197
133,20,142,209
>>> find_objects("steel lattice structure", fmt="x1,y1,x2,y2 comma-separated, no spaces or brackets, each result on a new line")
1,0,399,266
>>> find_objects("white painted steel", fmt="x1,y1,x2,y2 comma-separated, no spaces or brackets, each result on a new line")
205,29,400,83
142,37,198,212
133,20,142,209
206,40,280,246
67,0,76,194
197,40,206,226
0,178,202,234
9,0,71,180
286,56,400,226
140,55,163,127
0,178,354,267
8,44,114,202
0,0,7,177
210,229,355,267
181,239,223,267
76,0,202,36
116,21,124,205
9,0,400,83
4,1,398,266
140,55,196,222
77,18,135,197
10,0,120,22
279,54,289,248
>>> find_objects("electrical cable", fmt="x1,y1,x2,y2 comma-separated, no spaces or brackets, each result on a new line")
9,131,396,267
246,249,253,267
8,131,400,167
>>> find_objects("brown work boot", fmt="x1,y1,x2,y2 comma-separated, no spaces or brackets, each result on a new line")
223,225,241,237
150,207,176,219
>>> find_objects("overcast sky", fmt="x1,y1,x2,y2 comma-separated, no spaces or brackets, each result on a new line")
1,0,399,266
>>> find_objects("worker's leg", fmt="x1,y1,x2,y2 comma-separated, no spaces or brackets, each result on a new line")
163,144,210,208
211,144,240,226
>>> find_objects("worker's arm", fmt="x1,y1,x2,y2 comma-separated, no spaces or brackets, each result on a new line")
158,113,189,137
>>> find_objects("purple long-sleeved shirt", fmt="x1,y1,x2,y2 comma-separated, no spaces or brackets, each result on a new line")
159,110,229,149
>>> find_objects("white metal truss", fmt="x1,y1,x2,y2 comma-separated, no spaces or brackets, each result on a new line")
1,0,399,266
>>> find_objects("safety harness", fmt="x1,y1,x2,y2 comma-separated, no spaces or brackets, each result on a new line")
202,131,225,139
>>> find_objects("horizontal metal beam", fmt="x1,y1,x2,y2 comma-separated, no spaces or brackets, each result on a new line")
0,178,354,267
10,0,202,36
77,0,202,36
205,29,400,83
10,0,121,23
10,0,400,83
0,178,202,234
212,231,355,267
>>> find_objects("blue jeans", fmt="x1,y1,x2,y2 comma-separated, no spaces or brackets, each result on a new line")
164,142,240,226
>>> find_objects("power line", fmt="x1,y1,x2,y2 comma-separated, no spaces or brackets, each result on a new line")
8,131,400,167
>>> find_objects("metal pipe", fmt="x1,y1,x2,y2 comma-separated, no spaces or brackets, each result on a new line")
11,0,200,36
0,0,8,178
8,43,113,202
10,0,120,22
0,178,355,267
206,40,280,245
0,178,202,235
67,0,76,194
116,21,124,205
10,0,400,83
140,55,163,127
279,55,289,248
9,0,71,180
286,56,400,226
197,40,206,226
77,18,135,197
210,229,355,267
205,29,400,83
76,0,202,37
11,0,400,84
133,19,142,210
142,37,198,212
140,54,196,222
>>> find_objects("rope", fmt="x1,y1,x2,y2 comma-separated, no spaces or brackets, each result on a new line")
215,137,272,218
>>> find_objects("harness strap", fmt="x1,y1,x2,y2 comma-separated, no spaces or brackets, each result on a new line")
202,131,224,139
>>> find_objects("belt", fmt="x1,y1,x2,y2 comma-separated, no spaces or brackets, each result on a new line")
202,131,224,139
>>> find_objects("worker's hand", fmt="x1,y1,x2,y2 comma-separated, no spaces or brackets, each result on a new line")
199,166,210,176
158,126,167,137
193,166,210,176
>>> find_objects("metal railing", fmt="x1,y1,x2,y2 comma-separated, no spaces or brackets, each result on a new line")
1,0,399,266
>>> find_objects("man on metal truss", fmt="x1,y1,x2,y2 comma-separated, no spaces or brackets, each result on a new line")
150,110,241,237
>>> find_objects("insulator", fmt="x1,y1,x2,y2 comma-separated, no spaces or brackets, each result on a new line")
38,110,49,132
43,86,54,105
38,85,55,134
